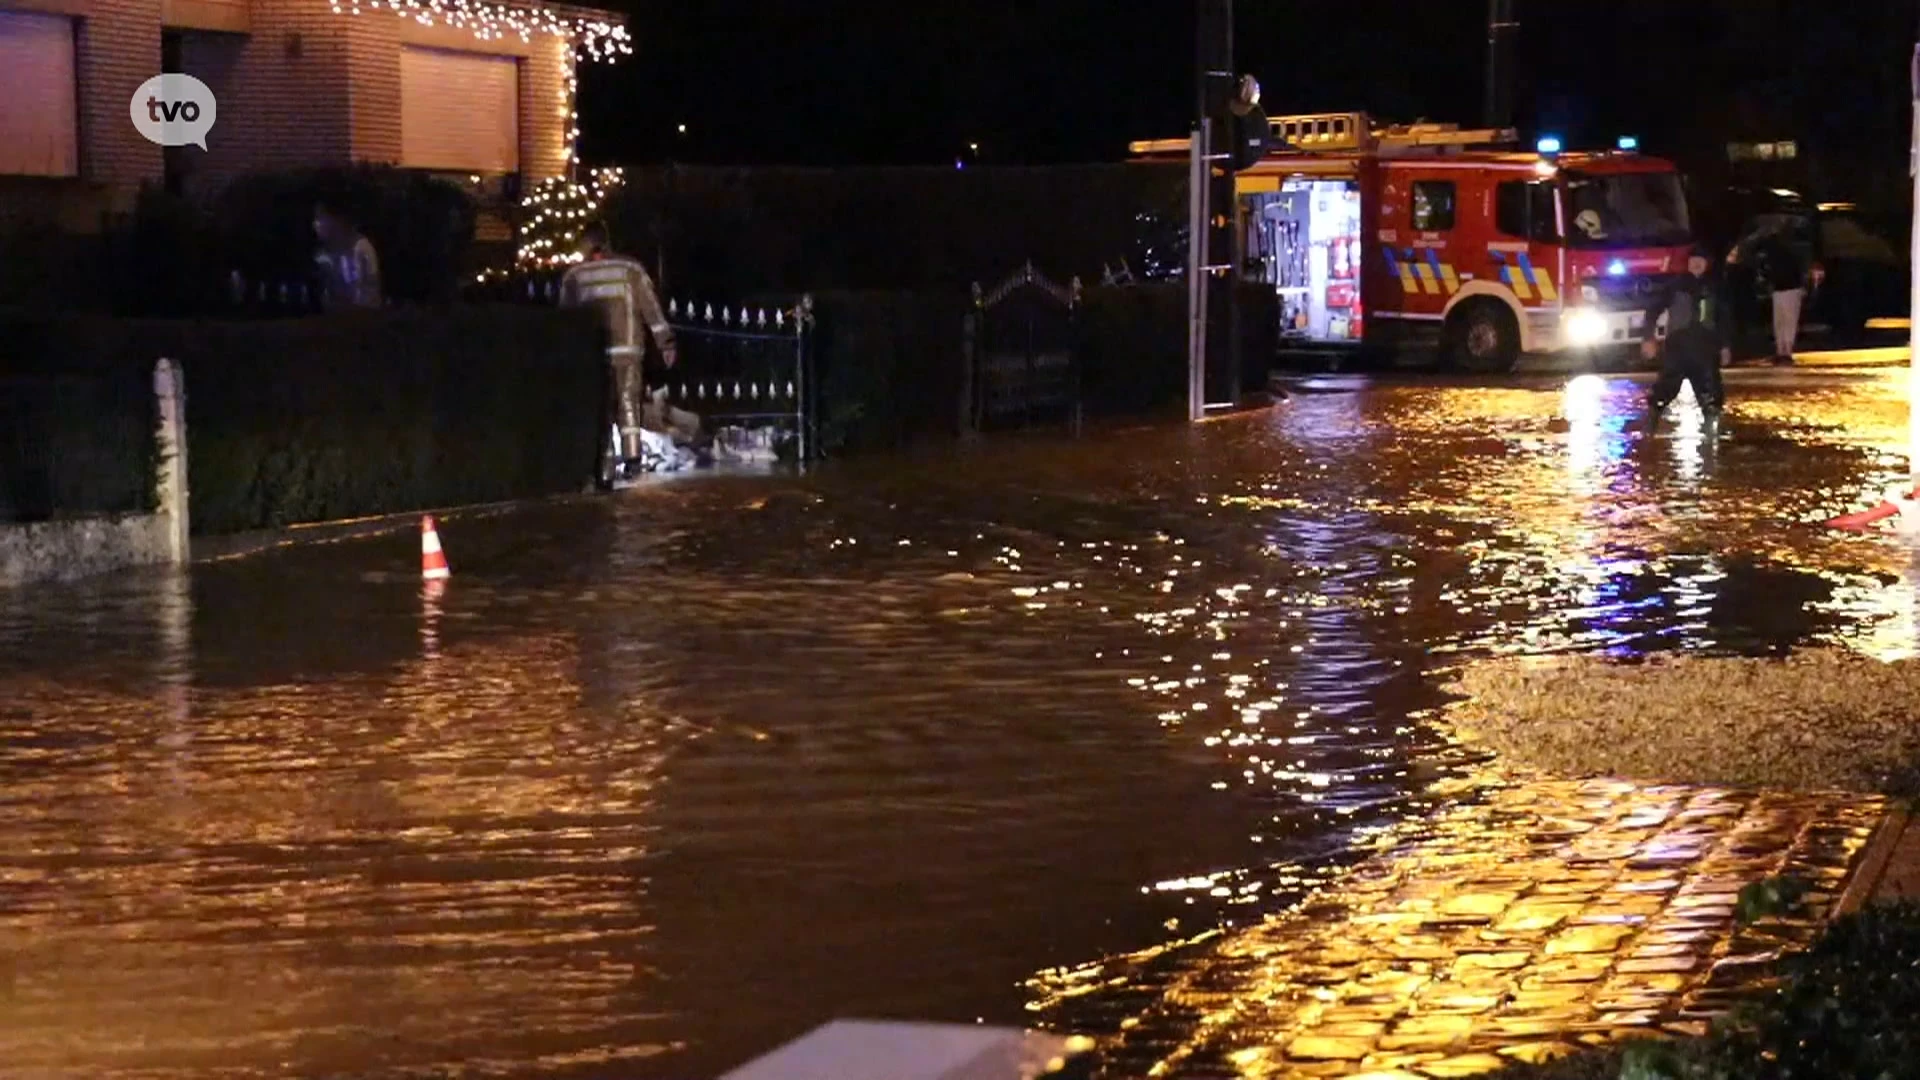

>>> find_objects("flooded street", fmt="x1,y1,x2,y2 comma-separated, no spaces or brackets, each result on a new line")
1,366,1916,1078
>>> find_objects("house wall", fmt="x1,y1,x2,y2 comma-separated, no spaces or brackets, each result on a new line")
1,0,165,205
177,0,352,197
344,18,572,182
0,0,589,210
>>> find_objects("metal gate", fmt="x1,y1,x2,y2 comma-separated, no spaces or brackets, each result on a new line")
964,262,1082,435
655,295,815,463
503,272,816,467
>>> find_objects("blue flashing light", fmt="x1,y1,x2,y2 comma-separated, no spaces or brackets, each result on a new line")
1617,136,1639,151
1608,259,1628,277
1536,135,1563,155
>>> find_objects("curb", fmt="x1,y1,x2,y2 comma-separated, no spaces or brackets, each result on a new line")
191,489,610,565
1835,807,1913,918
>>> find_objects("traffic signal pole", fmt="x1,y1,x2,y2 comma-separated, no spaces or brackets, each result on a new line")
1189,0,1235,421
1187,120,1209,423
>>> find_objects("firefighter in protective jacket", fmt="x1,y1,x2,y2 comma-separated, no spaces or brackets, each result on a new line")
1638,245,1731,431
559,222,677,479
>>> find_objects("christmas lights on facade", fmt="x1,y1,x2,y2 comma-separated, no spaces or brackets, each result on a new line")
328,0,632,273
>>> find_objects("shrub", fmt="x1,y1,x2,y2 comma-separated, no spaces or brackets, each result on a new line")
215,165,477,306
794,283,1276,454
1481,901,1920,1080
0,311,165,521
0,305,605,535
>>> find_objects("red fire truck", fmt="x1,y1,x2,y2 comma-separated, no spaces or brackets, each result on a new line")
1131,112,1696,372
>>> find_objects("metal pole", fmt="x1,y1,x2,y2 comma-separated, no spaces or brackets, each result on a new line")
1197,119,1213,417
1484,0,1518,131
1218,0,1238,411
1190,0,1232,419
1187,122,1207,422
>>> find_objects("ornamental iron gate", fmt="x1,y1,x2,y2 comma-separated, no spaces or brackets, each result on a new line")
964,262,1082,435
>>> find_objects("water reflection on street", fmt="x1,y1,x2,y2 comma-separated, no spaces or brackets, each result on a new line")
0,367,1913,1077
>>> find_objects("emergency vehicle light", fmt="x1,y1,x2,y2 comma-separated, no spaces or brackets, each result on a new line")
1608,259,1628,277
1536,136,1563,154
1616,136,1638,151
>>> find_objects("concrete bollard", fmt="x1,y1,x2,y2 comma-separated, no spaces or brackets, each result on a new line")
153,358,189,565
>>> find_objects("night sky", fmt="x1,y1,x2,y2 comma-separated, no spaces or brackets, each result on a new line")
578,3,1920,185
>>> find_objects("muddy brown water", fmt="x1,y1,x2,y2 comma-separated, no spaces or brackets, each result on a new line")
0,369,1914,1077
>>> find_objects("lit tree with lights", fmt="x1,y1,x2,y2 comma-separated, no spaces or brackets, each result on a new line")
515,166,626,267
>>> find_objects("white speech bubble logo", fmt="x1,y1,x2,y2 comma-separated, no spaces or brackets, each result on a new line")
130,74,217,150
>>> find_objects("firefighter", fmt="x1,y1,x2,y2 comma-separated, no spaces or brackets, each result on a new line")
1637,245,1731,433
559,222,678,482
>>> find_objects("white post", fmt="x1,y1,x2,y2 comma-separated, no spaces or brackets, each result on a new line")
153,358,189,565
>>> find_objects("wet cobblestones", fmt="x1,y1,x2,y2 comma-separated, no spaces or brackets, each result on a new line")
1031,774,1883,1078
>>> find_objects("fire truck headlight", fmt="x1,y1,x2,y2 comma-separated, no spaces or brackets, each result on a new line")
1565,308,1609,348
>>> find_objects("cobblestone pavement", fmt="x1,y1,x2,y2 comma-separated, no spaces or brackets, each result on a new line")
1029,770,1883,1078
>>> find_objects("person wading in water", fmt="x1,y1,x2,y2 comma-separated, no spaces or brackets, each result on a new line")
1638,244,1731,435
559,221,678,483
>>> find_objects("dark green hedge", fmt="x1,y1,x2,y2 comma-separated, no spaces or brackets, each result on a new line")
1481,900,1920,1080
0,372,155,523
0,169,478,317
799,283,1277,453
216,166,478,306
0,305,605,535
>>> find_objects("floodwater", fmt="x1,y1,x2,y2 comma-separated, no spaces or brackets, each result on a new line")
0,367,1914,1078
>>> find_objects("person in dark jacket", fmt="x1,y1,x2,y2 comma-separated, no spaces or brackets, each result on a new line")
1638,245,1732,431
1731,225,1809,365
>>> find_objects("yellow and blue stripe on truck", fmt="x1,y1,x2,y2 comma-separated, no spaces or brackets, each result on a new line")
1489,251,1558,303
1381,247,1460,296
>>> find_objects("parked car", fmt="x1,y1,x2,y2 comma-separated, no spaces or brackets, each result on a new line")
1695,187,1908,352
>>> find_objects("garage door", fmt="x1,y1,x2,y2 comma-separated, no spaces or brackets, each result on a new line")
0,12,78,177
400,45,519,173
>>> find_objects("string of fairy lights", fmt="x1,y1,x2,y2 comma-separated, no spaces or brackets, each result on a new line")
513,166,626,268
326,0,630,58
327,0,633,272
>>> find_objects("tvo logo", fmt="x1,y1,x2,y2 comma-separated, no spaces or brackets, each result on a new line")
130,74,217,150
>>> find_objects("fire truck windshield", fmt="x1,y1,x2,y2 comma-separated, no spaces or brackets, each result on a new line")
1561,171,1691,250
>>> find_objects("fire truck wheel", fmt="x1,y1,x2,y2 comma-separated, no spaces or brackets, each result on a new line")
1447,301,1520,374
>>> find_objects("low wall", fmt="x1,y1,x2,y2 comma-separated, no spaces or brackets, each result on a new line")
0,358,189,589
0,514,176,588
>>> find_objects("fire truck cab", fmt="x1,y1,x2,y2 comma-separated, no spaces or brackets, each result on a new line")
1131,112,1696,372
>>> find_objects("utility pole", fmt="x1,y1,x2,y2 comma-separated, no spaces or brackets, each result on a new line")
1483,0,1518,131
1189,0,1234,421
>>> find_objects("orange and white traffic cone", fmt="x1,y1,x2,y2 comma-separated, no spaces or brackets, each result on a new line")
1825,487,1919,531
1826,502,1900,530
421,515,451,580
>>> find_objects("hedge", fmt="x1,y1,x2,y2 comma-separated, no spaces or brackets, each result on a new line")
0,169,478,317
1482,898,1920,1080
798,282,1278,453
0,371,156,524
0,305,605,535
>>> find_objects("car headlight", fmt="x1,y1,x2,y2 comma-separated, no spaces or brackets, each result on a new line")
1564,308,1608,347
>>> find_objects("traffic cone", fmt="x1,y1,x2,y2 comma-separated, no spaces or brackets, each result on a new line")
1825,501,1901,530
421,515,451,579
1824,487,1918,530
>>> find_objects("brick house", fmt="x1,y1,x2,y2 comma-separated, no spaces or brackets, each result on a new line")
0,0,626,223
